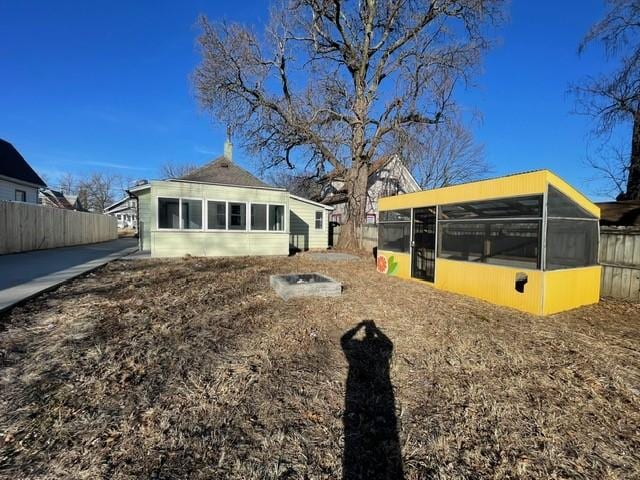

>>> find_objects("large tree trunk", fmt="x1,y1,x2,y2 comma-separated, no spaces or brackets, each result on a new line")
623,108,640,200
337,162,369,250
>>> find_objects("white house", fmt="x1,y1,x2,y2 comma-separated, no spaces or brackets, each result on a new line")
0,139,46,203
129,138,333,257
104,197,138,230
316,155,420,224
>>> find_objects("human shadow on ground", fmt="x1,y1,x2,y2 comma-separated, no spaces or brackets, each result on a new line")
341,320,404,480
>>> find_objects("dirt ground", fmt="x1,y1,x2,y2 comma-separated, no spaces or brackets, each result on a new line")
0,253,639,479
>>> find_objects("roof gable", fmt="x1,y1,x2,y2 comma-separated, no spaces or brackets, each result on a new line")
0,139,46,187
179,156,270,188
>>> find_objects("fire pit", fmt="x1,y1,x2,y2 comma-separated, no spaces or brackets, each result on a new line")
269,273,342,300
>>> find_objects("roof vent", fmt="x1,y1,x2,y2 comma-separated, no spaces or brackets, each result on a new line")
220,162,230,168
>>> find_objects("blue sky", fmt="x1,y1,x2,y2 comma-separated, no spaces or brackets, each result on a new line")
0,0,624,200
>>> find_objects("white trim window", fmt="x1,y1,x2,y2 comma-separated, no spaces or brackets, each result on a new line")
207,200,226,230
269,204,285,231
158,197,180,229
228,202,247,230
315,211,323,230
157,197,204,230
182,199,203,230
251,203,267,231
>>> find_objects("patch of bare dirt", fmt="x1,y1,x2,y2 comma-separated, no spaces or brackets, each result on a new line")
0,253,638,479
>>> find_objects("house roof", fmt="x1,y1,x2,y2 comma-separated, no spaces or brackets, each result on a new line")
290,194,334,210
178,156,270,188
596,200,640,226
104,196,133,213
0,139,46,187
39,189,74,209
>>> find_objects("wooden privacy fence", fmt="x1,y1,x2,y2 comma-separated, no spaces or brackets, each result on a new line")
331,224,378,251
0,200,117,255
599,226,640,302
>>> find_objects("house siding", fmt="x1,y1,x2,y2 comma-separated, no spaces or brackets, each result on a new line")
0,178,39,203
289,197,329,250
143,180,290,257
137,190,152,251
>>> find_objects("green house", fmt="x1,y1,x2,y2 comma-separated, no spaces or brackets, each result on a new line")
130,144,333,257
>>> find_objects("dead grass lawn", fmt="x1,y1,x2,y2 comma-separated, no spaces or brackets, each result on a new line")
0,253,639,479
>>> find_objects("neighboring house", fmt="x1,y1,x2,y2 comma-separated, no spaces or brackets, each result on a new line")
129,139,333,257
104,197,138,230
317,155,420,224
597,200,640,226
0,138,46,203
39,188,86,211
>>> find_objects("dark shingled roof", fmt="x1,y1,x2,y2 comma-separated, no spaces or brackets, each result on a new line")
0,139,46,187
179,156,271,188
597,200,640,226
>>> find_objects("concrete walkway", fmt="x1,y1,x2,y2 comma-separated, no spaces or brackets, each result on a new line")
0,238,138,313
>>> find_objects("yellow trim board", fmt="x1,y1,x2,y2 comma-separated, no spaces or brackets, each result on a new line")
379,170,599,218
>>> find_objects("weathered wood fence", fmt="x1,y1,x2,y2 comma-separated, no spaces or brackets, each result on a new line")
0,200,117,255
599,226,640,301
332,223,640,302
331,224,378,251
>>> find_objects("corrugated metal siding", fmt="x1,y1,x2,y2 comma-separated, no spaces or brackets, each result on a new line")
380,170,548,211
379,170,600,219
600,228,640,301
289,197,328,250
543,266,601,314
436,259,546,315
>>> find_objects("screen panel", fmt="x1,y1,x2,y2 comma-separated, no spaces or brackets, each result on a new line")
440,196,543,220
547,186,596,219
439,220,540,269
545,219,598,270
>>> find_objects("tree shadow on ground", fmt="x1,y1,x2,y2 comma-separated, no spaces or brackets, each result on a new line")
341,320,404,480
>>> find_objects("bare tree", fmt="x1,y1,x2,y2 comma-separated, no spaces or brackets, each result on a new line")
58,172,77,195
267,169,324,199
584,142,630,198
193,0,504,248
399,119,489,189
574,0,640,200
77,173,121,212
160,161,199,179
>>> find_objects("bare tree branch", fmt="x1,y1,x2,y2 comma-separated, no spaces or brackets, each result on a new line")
573,0,640,199
193,0,504,247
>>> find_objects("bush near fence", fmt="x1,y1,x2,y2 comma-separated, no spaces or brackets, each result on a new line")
0,200,117,255
332,223,640,302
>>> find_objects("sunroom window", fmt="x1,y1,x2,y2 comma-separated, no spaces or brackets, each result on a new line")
251,204,267,230
182,199,203,229
158,198,180,229
207,201,226,230
229,203,246,230
269,204,285,231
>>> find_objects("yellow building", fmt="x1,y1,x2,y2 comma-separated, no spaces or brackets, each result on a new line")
377,170,600,315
